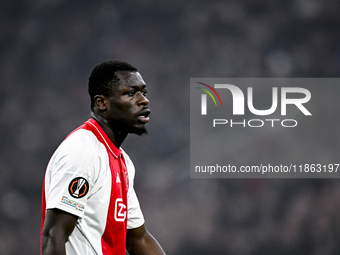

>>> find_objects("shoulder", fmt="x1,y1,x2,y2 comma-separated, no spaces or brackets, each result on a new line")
58,129,105,157
64,128,101,147
49,129,108,176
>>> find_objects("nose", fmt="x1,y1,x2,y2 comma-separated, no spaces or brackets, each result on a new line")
137,92,149,106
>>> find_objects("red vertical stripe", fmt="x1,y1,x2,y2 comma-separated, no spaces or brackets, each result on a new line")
100,154,128,254
41,180,46,255
84,119,128,255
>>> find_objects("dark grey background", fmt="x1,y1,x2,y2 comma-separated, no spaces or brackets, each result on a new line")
1,0,340,254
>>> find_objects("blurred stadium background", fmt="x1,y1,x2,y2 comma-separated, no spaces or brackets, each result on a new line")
1,0,340,254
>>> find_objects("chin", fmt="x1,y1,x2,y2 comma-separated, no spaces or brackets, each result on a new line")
129,126,148,136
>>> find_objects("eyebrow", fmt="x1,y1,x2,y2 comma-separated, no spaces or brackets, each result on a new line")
125,84,147,89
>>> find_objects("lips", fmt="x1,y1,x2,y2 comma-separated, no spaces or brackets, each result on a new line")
137,116,150,123
136,109,150,123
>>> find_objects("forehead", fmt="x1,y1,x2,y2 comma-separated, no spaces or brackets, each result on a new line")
114,71,146,88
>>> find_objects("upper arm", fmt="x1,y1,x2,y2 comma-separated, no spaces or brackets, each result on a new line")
126,223,147,243
45,130,106,218
42,209,78,255
126,224,166,255
126,224,148,254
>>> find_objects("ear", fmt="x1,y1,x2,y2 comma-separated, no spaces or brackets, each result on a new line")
94,95,107,111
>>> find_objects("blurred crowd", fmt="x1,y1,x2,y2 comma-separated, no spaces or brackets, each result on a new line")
1,0,340,254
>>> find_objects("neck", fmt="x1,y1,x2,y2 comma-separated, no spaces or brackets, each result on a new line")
90,111,128,148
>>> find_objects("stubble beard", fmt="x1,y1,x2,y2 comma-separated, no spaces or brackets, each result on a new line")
128,125,148,136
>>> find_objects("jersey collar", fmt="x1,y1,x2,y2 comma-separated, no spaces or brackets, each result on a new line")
85,118,122,159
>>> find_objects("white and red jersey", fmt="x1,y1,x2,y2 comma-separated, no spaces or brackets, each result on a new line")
41,119,144,255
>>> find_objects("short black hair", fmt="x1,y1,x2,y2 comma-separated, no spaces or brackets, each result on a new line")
88,60,138,109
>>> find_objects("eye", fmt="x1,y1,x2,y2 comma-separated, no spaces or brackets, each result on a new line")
142,90,148,96
127,90,136,96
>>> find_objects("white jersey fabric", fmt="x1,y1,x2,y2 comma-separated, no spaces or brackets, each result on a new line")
41,119,144,255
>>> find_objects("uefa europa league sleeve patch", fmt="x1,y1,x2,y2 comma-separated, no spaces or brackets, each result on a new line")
68,177,89,198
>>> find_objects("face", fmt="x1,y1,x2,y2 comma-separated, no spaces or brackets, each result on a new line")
104,71,150,135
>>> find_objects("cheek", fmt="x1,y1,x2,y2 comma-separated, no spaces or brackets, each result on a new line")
110,101,134,115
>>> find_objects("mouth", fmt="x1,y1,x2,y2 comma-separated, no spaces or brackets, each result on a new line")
136,109,150,123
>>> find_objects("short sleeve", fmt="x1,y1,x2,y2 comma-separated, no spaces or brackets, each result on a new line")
44,130,106,218
122,150,145,229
